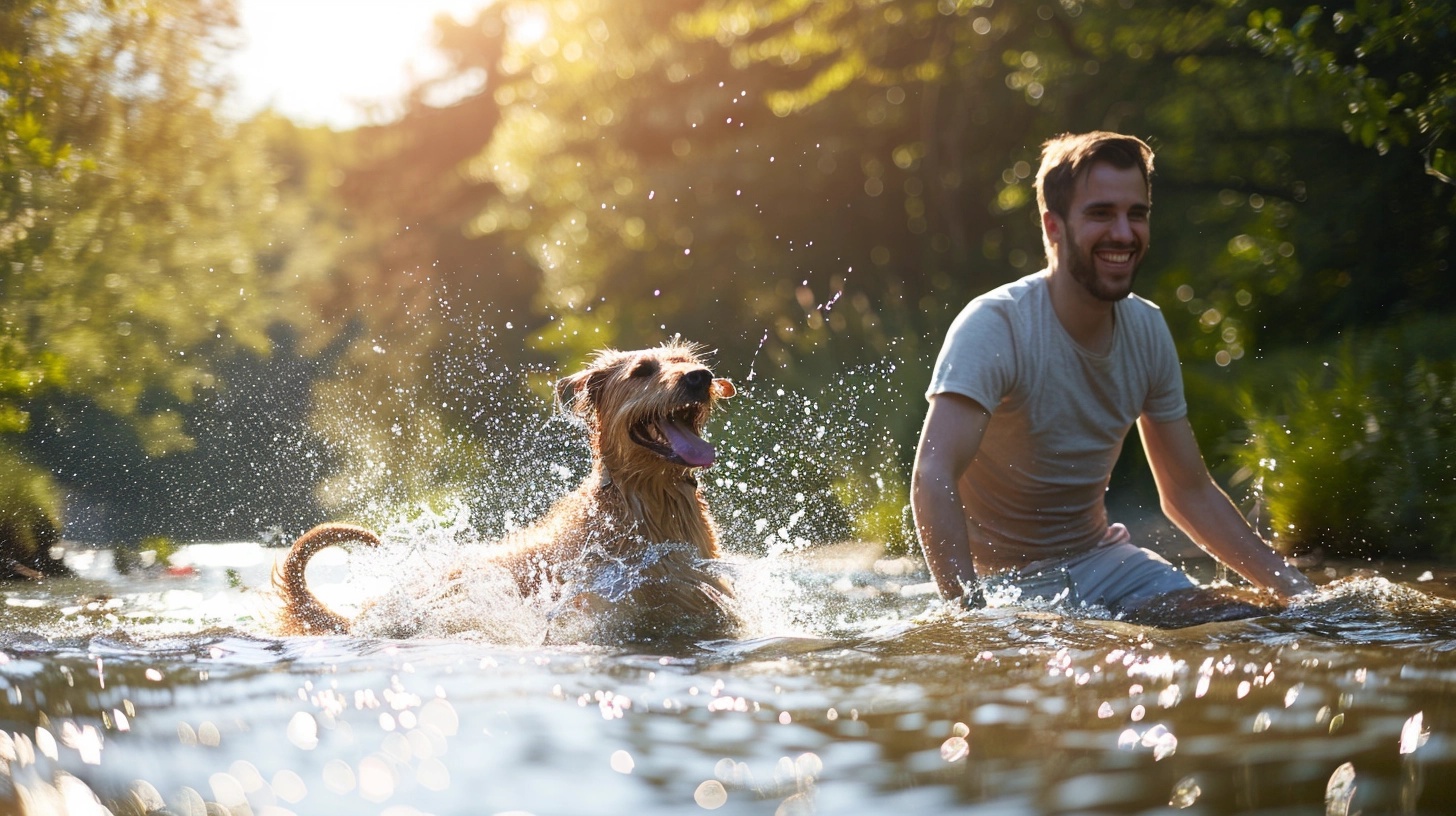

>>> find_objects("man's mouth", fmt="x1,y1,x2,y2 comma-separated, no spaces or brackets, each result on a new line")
1094,244,1139,264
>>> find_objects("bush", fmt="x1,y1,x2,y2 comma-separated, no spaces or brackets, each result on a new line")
0,444,70,578
1231,325,1456,561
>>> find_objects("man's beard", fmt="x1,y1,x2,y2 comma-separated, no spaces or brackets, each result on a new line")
1067,237,1141,302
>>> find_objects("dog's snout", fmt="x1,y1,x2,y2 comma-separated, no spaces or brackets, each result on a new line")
682,368,712,390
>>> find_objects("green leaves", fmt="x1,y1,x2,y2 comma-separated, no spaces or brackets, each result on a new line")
1,0,336,464
1244,0,1455,182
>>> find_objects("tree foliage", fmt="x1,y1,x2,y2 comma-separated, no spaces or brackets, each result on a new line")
1,0,319,452
313,0,1453,554
2,0,1452,557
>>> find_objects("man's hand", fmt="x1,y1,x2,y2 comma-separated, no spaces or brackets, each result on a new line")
958,581,987,610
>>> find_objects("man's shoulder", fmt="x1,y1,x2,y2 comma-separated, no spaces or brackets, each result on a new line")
975,270,1047,305
1116,291,1172,335
957,271,1046,321
1123,291,1164,314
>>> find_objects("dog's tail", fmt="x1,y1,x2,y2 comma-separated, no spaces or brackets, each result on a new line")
273,522,380,634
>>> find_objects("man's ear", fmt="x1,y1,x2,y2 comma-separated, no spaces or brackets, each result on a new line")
1042,209,1064,249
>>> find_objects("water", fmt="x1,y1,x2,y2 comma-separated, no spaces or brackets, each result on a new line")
2,538,1454,815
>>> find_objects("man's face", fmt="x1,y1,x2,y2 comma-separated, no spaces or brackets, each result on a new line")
1051,162,1150,302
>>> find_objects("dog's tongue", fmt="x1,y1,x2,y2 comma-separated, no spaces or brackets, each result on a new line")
659,417,716,467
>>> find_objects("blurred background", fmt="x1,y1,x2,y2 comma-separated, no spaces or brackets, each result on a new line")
1,0,1452,566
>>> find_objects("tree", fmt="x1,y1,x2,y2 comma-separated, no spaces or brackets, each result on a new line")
1,0,299,449
2,0,361,543
275,0,1456,551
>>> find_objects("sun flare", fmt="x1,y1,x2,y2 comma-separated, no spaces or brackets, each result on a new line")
229,0,494,128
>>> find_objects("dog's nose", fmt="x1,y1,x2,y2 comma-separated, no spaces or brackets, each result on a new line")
682,369,711,390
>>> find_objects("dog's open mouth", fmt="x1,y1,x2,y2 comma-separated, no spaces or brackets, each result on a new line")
630,407,715,468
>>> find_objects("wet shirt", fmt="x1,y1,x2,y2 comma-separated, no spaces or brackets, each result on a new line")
926,271,1186,572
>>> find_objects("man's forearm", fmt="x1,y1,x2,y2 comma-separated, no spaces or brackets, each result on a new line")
911,478,982,606
1168,482,1314,598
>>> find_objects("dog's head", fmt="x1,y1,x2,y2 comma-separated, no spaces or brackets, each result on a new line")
555,339,735,472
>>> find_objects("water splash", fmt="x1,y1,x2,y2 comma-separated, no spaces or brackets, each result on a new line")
1325,761,1357,816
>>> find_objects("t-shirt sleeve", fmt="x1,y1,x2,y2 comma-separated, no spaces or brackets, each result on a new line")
1141,309,1187,422
925,298,1016,413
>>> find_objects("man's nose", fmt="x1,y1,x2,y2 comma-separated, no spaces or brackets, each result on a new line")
1109,213,1135,242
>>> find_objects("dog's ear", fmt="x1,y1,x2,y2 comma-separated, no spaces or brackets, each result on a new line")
712,378,736,399
555,369,604,417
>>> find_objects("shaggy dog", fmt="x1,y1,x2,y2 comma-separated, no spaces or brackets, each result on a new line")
275,340,738,640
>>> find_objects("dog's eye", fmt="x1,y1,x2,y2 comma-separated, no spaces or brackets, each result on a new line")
629,359,658,378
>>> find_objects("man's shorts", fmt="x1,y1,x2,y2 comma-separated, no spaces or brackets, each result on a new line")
984,524,1197,615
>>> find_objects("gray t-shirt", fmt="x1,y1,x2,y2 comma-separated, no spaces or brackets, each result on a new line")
926,271,1187,572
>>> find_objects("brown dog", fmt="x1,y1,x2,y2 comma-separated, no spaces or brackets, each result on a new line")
275,340,738,640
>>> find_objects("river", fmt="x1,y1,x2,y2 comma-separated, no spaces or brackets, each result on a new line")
1,535,1452,815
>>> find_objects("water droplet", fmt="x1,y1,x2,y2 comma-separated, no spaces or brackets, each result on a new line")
358,755,395,802
35,726,58,760
695,779,729,809
273,769,308,803
208,774,248,809
1325,762,1357,816
1169,775,1201,808
177,722,198,747
1158,684,1182,708
287,711,319,750
322,759,356,794
940,736,969,762
1284,682,1303,708
1152,733,1178,760
198,721,221,747
1399,711,1427,755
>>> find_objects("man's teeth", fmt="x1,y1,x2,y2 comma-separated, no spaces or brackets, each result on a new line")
1099,251,1132,263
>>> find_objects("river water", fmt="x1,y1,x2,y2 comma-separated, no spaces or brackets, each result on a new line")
1,535,1453,815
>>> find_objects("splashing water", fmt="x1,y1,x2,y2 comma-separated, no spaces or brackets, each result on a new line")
7,349,1456,813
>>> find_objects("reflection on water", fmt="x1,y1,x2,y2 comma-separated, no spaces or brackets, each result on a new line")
1,539,1454,815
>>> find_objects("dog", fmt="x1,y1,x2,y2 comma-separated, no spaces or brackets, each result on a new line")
275,339,738,640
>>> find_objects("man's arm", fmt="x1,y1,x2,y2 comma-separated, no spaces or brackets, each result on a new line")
1137,415,1314,599
912,393,991,607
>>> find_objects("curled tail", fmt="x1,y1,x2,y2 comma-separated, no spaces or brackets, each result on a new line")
273,523,380,634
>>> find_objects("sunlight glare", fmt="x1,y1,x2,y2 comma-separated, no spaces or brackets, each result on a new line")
507,5,551,46
230,0,492,128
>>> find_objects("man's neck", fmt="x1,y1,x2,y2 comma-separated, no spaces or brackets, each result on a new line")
1046,266,1116,354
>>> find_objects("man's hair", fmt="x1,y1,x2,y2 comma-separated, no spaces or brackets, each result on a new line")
1035,131,1155,220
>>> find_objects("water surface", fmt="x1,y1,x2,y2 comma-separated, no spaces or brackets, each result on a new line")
2,539,1453,815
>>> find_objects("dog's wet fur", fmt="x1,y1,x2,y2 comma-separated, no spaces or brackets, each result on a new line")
275,340,739,641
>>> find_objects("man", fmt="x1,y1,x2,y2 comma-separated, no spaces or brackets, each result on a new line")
911,131,1313,624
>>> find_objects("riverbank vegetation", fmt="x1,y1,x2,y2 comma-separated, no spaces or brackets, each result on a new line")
2,0,1451,562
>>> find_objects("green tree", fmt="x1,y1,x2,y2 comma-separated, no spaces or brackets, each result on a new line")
302,0,1455,552
1,0,303,450
2,0,365,544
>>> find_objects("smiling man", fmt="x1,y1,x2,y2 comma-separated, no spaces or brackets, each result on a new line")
911,131,1313,625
